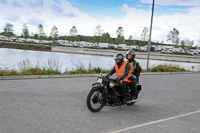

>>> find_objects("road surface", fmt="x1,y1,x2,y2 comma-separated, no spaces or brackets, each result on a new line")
0,73,200,133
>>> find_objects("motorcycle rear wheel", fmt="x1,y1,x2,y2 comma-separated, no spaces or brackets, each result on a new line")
86,87,105,112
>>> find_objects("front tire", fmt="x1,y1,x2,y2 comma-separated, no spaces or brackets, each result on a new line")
86,87,105,112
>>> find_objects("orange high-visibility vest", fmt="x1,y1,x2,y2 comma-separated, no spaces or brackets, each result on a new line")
115,61,132,82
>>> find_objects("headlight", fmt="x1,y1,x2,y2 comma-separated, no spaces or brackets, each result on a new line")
97,78,103,83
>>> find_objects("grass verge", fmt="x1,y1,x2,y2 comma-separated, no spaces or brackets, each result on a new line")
0,41,51,51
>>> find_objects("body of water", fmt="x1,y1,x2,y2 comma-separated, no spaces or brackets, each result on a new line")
0,48,200,72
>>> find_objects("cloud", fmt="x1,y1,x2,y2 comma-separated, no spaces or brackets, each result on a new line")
53,0,61,4
0,0,97,36
5,15,20,21
51,2,78,17
65,12,77,17
136,5,144,7
28,18,45,26
0,0,7,4
140,0,200,6
28,0,43,7
12,1,22,7
0,0,200,45
169,9,181,11
52,4,64,14
109,4,200,44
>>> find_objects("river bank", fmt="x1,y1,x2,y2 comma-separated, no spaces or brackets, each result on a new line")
1,41,200,63
52,46,200,63
0,41,51,51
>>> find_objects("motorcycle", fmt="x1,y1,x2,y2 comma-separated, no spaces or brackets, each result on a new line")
86,74,142,112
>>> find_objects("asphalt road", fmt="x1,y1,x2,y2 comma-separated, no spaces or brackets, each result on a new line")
0,73,200,133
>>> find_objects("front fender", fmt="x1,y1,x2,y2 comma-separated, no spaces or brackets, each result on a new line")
90,83,107,97
91,84,103,91
92,82,101,87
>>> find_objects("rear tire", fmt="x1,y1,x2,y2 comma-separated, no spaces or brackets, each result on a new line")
86,87,105,112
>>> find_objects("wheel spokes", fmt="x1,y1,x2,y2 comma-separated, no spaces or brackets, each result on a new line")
90,91,103,109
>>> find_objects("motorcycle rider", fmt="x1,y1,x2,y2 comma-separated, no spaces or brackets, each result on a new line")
106,53,132,104
126,49,142,101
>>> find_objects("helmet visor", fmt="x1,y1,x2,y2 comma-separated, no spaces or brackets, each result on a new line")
114,55,123,60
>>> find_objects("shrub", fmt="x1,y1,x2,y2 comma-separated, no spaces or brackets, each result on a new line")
149,64,187,72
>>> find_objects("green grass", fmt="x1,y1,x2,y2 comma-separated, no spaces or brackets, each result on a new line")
64,67,109,74
0,67,110,76
148,64,187,72
0,41,51,50
0,68,61,76
0,64,189,76
0,59,110,76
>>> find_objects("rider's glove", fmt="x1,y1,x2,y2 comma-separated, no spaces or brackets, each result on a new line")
115,78,120,82
128,76,135,80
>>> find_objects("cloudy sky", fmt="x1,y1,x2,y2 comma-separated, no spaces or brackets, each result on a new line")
0,0,200,45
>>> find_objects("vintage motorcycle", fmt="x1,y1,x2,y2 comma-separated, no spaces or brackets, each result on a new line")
86,74,142,112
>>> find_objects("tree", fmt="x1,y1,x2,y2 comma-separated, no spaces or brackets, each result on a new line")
94,25,104,36
116,26,124,37
92,36,101,43
47,36,53,41
3,23,14,38
181,39,194,49
115,27,125,44
101,32,111,43
69,26,78,36
181,40,185,49
30,33,34,38
166,28,180,45
141,27,149,41
33,34,39,39
128,35,133,40
50,26,59,40
21,24,30,39
127,35,134,45
38,24,45,41
116,35,125,44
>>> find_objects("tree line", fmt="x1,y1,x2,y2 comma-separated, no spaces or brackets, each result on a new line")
0,23,198,48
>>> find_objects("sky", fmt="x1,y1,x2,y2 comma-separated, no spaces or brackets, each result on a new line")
0,0,200,45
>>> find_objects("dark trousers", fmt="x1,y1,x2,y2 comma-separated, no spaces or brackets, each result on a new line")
120,81,129,100
129,78,138,96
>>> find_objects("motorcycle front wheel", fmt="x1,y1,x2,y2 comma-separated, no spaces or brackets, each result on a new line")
86,87,105,112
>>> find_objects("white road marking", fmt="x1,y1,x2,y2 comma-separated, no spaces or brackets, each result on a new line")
108,109,200,133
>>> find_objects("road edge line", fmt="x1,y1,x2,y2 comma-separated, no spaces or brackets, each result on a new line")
108,109,200,133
